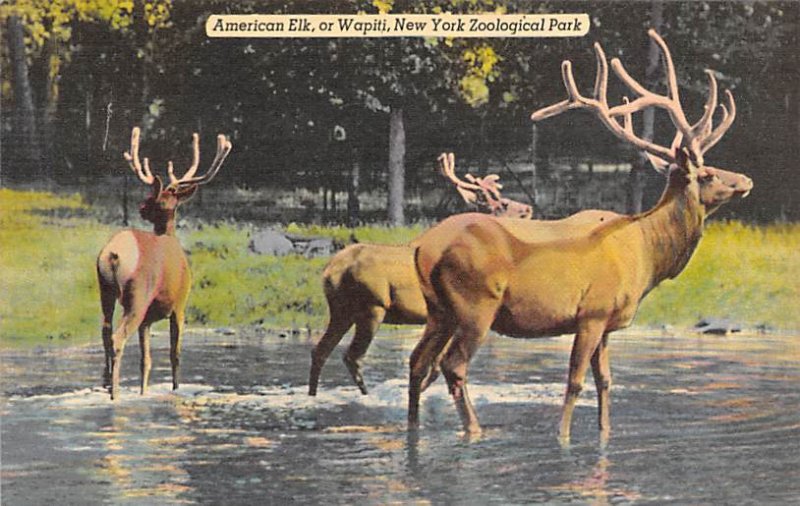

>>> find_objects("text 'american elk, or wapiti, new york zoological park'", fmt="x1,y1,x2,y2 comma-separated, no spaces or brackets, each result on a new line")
206,14,590,38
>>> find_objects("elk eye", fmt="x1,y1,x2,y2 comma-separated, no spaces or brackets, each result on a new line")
699,173,715,183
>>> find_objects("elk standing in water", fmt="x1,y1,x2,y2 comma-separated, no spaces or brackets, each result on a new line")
97,127,231,400
408,30,753,444
308,154,533,396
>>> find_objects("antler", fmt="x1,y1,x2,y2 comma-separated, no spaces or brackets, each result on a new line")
168,133,233,187
439,152,503,205
531,29,736,168
438,153,533,219
168,133,200,185
123,127,155,184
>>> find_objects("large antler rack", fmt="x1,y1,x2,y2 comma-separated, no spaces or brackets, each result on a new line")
438,153,533,219
439,153,503,205
168,133,232,188
122,127,232,187
531,29,736,169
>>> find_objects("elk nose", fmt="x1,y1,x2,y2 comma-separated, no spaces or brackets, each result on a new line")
736,176,754,197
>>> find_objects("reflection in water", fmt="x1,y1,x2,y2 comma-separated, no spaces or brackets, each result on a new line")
2,331,799,504
91,392,197,502
546,455,643,505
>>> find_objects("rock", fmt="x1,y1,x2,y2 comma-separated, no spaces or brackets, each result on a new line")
250,229,343,258
302,238,336,258
249,229,294,256
694,318,742,335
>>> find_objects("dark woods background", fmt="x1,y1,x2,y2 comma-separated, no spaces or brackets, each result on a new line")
2,1,798,224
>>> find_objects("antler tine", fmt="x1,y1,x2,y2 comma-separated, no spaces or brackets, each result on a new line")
690,70,718,139
608,30,709,161
700,90,736,153
593,42,609,103
168,133,201,185
439,152,482,191
621,97,634,134
174,134,232,187
123,127,155,185
533,41,676,163
467,173,504,201
439,152,481,206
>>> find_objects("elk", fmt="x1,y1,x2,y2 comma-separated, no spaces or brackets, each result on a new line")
97,126,232,400
308,154,536,396
439,154,533,219
407,30,753,445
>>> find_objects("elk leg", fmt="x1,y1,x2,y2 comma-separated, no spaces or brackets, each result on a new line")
408,316,455,430
170,310,184,391
110,312,145,400
559,319,606,445
309,310,354,396
420,337,453,393
440,324,491,436
139,324,152,395
100,286,116,389
591,333,612,446
344,306,385,395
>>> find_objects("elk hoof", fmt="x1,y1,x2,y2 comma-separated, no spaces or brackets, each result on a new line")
461,426,483,442
557,432,572,450
599,428,611,449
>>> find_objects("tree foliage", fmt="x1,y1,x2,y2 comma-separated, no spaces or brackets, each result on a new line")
2,1,797,221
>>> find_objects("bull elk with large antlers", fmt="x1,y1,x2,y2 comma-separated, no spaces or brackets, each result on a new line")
308,154,534,396
408,30,752,445
97,127,232,400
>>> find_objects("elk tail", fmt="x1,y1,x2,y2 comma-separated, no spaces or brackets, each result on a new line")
96,251,122,298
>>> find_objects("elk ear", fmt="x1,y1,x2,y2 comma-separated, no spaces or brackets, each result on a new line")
175,184,198,202
674,147,697,174
150,175,163,196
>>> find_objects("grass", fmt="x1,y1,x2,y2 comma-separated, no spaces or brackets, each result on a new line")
1,188,798,348
636,220,800,329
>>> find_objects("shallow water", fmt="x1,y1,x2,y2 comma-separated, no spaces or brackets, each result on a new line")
2,329,799,504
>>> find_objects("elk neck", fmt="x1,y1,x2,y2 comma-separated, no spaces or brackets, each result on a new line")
636,173,706,289
152,209,177,236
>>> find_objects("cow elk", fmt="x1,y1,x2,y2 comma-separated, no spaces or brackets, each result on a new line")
308,154,533,396
97,127,232,400
408,30,753,445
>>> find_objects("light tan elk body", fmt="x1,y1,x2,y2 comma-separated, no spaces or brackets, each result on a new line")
97,127,231,400
308,155,539,395
408,30,753,444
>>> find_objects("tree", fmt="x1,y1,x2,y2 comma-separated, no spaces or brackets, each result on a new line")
628,0,663,214
5,14,41,182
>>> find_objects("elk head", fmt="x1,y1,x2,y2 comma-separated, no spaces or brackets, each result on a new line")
124,127,232,234
531,29,752,217
438,152,533,219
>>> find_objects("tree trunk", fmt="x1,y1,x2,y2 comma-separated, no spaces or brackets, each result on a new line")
387,107,406,226
347,149,360,227
7,15,42,181
41,35,61,175
529,123,538,199
628,0,663,214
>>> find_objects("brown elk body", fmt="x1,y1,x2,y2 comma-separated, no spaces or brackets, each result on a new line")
308,155,536,395
97,127,231,400
407,30,753,444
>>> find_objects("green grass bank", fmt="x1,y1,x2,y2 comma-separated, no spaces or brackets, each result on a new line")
1,189,797,348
